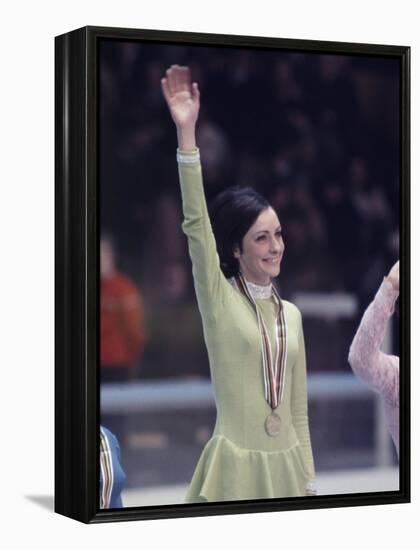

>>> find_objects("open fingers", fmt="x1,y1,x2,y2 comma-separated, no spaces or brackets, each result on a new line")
192,81,200,103
161,77,171,104
164,65,192,96
172,65,191,93
178,66,191,92
172,64,183,91
164,66,175,96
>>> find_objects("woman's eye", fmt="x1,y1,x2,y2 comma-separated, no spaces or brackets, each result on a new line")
256,235,266,242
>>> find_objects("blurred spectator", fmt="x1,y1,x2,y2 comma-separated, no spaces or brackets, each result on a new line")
268,176,335,295
196,119,231,188
142,261,209,379
100,235,147,383
348,156,392,252
273,58,304,106
318,176,364,292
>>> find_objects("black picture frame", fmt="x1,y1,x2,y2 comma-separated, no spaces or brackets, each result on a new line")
55,25,410,524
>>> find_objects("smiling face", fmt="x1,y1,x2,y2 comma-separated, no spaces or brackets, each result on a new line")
233,207,284,286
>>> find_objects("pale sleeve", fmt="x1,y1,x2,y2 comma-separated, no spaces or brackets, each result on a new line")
348,279,399,406
291,309,317,493
177,148,227,321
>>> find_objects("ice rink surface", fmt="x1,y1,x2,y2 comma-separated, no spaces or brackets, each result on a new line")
122,466,399,507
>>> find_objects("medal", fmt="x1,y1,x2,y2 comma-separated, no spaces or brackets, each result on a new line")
234,272,287,433
265,411,281,437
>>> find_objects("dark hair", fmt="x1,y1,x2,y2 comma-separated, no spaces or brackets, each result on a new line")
209,186,271,278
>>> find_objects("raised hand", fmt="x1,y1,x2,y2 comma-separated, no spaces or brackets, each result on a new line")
387,260,399,291
161,65,200,149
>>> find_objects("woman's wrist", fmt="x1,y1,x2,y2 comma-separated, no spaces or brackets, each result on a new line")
177,125,197,150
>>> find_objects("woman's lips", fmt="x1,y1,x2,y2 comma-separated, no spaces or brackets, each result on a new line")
263,256,281,264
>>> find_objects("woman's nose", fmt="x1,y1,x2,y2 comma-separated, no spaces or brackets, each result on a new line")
270,237,283,253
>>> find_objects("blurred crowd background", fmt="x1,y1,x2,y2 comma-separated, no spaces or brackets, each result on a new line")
99,39,401,502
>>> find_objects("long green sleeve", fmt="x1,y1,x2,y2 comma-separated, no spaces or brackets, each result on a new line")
177,149,228,322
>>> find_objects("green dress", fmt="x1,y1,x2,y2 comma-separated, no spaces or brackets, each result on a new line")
177,149,316,502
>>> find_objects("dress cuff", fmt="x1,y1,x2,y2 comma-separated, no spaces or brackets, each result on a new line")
176,148,200,164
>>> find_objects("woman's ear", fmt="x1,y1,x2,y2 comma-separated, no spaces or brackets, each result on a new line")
233,245,241,259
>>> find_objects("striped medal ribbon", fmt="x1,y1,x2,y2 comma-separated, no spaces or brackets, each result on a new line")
234,272,287,436
99,427,115,509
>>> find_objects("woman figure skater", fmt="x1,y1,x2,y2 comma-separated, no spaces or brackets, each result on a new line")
161,65,316,502
348,261,400,457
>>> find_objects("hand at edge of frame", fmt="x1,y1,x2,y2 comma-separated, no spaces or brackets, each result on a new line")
386,260,399,292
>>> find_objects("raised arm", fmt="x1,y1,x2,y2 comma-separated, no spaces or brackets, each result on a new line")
161,65,200,151
348,261,400,405
161,66,227,321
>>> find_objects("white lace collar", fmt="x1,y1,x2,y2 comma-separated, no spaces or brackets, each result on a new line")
245,279,273,300
229,275,273,300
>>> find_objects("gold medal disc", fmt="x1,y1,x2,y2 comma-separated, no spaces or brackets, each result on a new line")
265,411,281,437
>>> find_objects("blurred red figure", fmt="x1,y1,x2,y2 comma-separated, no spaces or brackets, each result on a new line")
100,236,147,383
